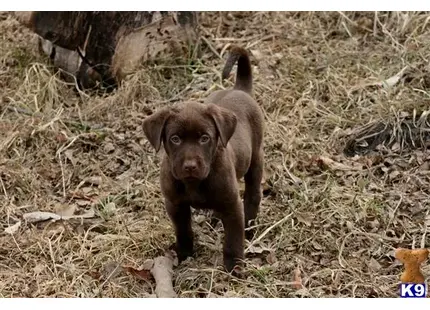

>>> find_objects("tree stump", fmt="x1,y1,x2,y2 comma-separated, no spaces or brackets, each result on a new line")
14,11,199,91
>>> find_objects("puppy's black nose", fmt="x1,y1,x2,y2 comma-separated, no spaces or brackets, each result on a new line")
183,160,197,172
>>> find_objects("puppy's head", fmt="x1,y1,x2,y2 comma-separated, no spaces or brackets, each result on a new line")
143,101,237,181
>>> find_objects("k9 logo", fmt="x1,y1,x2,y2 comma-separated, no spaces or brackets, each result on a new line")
400,283,427,298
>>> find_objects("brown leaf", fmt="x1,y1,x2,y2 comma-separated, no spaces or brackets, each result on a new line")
266,251,278,265
101,261,124,280
125,266,152,281
55,133,67,143
293,266,302,289
368,258,382,272
296,212,312,227
311,240,323,250
87,270,102,280
315,155,362,171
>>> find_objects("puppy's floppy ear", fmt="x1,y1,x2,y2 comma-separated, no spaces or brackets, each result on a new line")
143,108,171,152
206,104,237,147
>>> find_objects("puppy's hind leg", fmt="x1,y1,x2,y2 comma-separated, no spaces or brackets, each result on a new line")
165,200,194,263
243,149,263,240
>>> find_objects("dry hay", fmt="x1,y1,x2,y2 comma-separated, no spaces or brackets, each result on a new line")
1,11,430,298
343,110,430,157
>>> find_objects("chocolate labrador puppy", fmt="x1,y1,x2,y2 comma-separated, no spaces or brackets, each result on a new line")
143,45,264,274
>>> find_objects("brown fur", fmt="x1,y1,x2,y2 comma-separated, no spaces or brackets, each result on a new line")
143,45,264,274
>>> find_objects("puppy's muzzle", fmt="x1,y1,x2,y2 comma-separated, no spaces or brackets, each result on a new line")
183,159,198,173
178,156,207,180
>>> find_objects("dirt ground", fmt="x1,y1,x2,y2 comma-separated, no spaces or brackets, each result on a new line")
1,11,430,298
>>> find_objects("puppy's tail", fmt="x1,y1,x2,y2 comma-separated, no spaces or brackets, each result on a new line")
221,45,252,94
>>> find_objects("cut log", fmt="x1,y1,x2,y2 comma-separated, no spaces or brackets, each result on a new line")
14,11,199,91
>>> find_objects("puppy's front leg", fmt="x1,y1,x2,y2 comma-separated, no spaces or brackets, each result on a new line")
165,199,193,262
220,198,245,274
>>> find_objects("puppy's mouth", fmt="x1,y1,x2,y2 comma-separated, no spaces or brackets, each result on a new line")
175,169,209,182
183,176,200,182
181,173,205,181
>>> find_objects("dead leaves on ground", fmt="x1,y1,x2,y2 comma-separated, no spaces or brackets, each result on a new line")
23,207,95,223
311,155,365,172
92,254,177,298
4,220,21,234
3,203,99,236
90,260,154,283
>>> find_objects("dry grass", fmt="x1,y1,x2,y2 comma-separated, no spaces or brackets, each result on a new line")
1,11,430,298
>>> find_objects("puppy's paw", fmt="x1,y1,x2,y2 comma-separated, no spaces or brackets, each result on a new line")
224,254,244,277
230,265,245,279
169,242,193,263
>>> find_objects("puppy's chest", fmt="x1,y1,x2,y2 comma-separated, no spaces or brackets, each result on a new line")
180,184,212,209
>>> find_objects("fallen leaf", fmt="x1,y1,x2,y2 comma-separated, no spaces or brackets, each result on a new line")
391,143,401,152
194,214,206,224
250,49,263,61
85,176,102,186
250,257,263,267
296,212,312,227
33,264,45,274
266,252,278,265
104,202,116,215
55,133,67,143
369,258,382,272
4,221,21,234
64,149,77,166
76,199,91,207
315,156,361,171
82,187,93,194
311,240,323,251
104,142,115,153
388,170,400,180
293,266,302,289
125,266,152,281
87,270,102,280
425,215,430,228
78,208,96,219
246,244,272,254
55,204,77,217
101,261,124,280
379,66,408,88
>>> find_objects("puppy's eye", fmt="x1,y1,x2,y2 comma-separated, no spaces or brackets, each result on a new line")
170,135,181,144
200,134,210,144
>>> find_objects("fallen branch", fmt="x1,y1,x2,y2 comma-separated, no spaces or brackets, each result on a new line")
22,208,95,223
150,255,177,298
